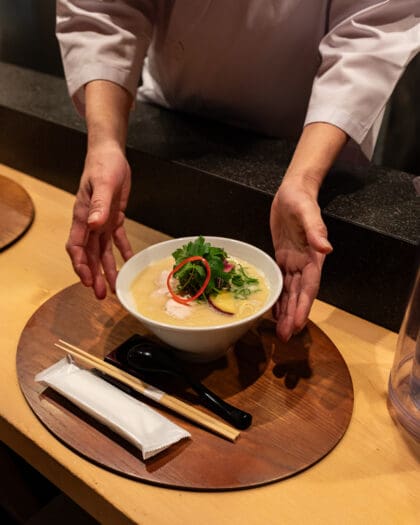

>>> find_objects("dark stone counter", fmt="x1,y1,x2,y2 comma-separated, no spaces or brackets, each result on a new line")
0,62,418,332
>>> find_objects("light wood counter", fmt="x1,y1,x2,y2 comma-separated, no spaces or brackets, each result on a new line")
0,164,419,525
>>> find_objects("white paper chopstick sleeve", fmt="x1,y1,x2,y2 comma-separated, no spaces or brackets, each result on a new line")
35,357,190,460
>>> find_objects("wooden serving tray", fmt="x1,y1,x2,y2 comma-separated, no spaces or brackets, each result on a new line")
0,174,34,250
17,283,354,490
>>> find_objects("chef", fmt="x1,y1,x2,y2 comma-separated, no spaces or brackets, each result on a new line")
56,0,420,342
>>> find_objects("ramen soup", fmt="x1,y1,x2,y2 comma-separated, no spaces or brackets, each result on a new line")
131,255,270,327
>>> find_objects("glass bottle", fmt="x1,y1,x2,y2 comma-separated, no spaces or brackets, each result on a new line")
388,264,420,440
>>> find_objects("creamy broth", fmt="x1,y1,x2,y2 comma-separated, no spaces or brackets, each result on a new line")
131,255,269,327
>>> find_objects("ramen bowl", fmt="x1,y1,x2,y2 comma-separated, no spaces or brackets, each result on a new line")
116,236,283,362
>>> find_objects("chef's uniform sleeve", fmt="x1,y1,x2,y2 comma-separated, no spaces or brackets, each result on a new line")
305,0,420,159
56,0,155,115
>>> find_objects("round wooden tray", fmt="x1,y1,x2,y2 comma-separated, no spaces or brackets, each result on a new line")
0,174,35,250
17,283,353,490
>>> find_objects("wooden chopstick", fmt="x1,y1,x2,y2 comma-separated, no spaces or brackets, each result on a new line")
55,339,240,442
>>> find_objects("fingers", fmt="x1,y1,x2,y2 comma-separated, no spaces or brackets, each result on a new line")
100,214,133,293
113,213,134,261
66,200,94,287
274,272,300,342
274,254,324,342
67,149,133,297
67,210,132,298
66,243,93,288
293,284,317,333
69,227,121,299
100,235,118,294
85,231,108,299
66,201,113,298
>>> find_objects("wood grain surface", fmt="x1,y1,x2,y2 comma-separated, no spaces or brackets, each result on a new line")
0,174,34,250
16,283,354,490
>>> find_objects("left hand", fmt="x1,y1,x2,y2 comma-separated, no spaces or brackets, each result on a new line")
270,176,333,342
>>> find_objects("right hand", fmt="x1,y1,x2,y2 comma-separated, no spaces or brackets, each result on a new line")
66,143,133,299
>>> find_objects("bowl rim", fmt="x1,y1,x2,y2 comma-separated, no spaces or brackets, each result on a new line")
116,236,283,333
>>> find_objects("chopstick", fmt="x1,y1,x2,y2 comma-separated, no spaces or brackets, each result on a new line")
55,339,240,442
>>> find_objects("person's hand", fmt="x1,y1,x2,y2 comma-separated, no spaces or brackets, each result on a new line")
270,176,333,342
66,144,133,299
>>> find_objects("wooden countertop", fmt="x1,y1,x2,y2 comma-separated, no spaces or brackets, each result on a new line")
0,164,419,525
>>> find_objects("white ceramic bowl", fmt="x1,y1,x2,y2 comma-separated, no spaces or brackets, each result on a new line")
116,236,283,361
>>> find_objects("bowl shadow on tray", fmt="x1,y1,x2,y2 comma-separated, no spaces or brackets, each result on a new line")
102,313,318,429
102,313,272,403
39,388,191,473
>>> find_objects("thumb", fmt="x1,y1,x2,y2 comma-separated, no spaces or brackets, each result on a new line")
301,204,333,254
87,182,114,228
307,222,333,254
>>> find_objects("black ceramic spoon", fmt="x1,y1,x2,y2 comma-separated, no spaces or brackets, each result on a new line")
116,335,252,430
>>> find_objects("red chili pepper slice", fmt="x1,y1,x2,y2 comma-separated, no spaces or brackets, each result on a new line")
166,255,211,305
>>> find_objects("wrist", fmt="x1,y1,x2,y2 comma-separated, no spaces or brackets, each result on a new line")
83,140,129,180
87,127,126,154
85,80,131,150
281,122,348,197
281,167,324,198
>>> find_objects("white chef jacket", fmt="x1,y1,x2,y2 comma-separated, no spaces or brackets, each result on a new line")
56,0,420,160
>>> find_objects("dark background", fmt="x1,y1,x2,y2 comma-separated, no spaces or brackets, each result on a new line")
0,0,419,175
